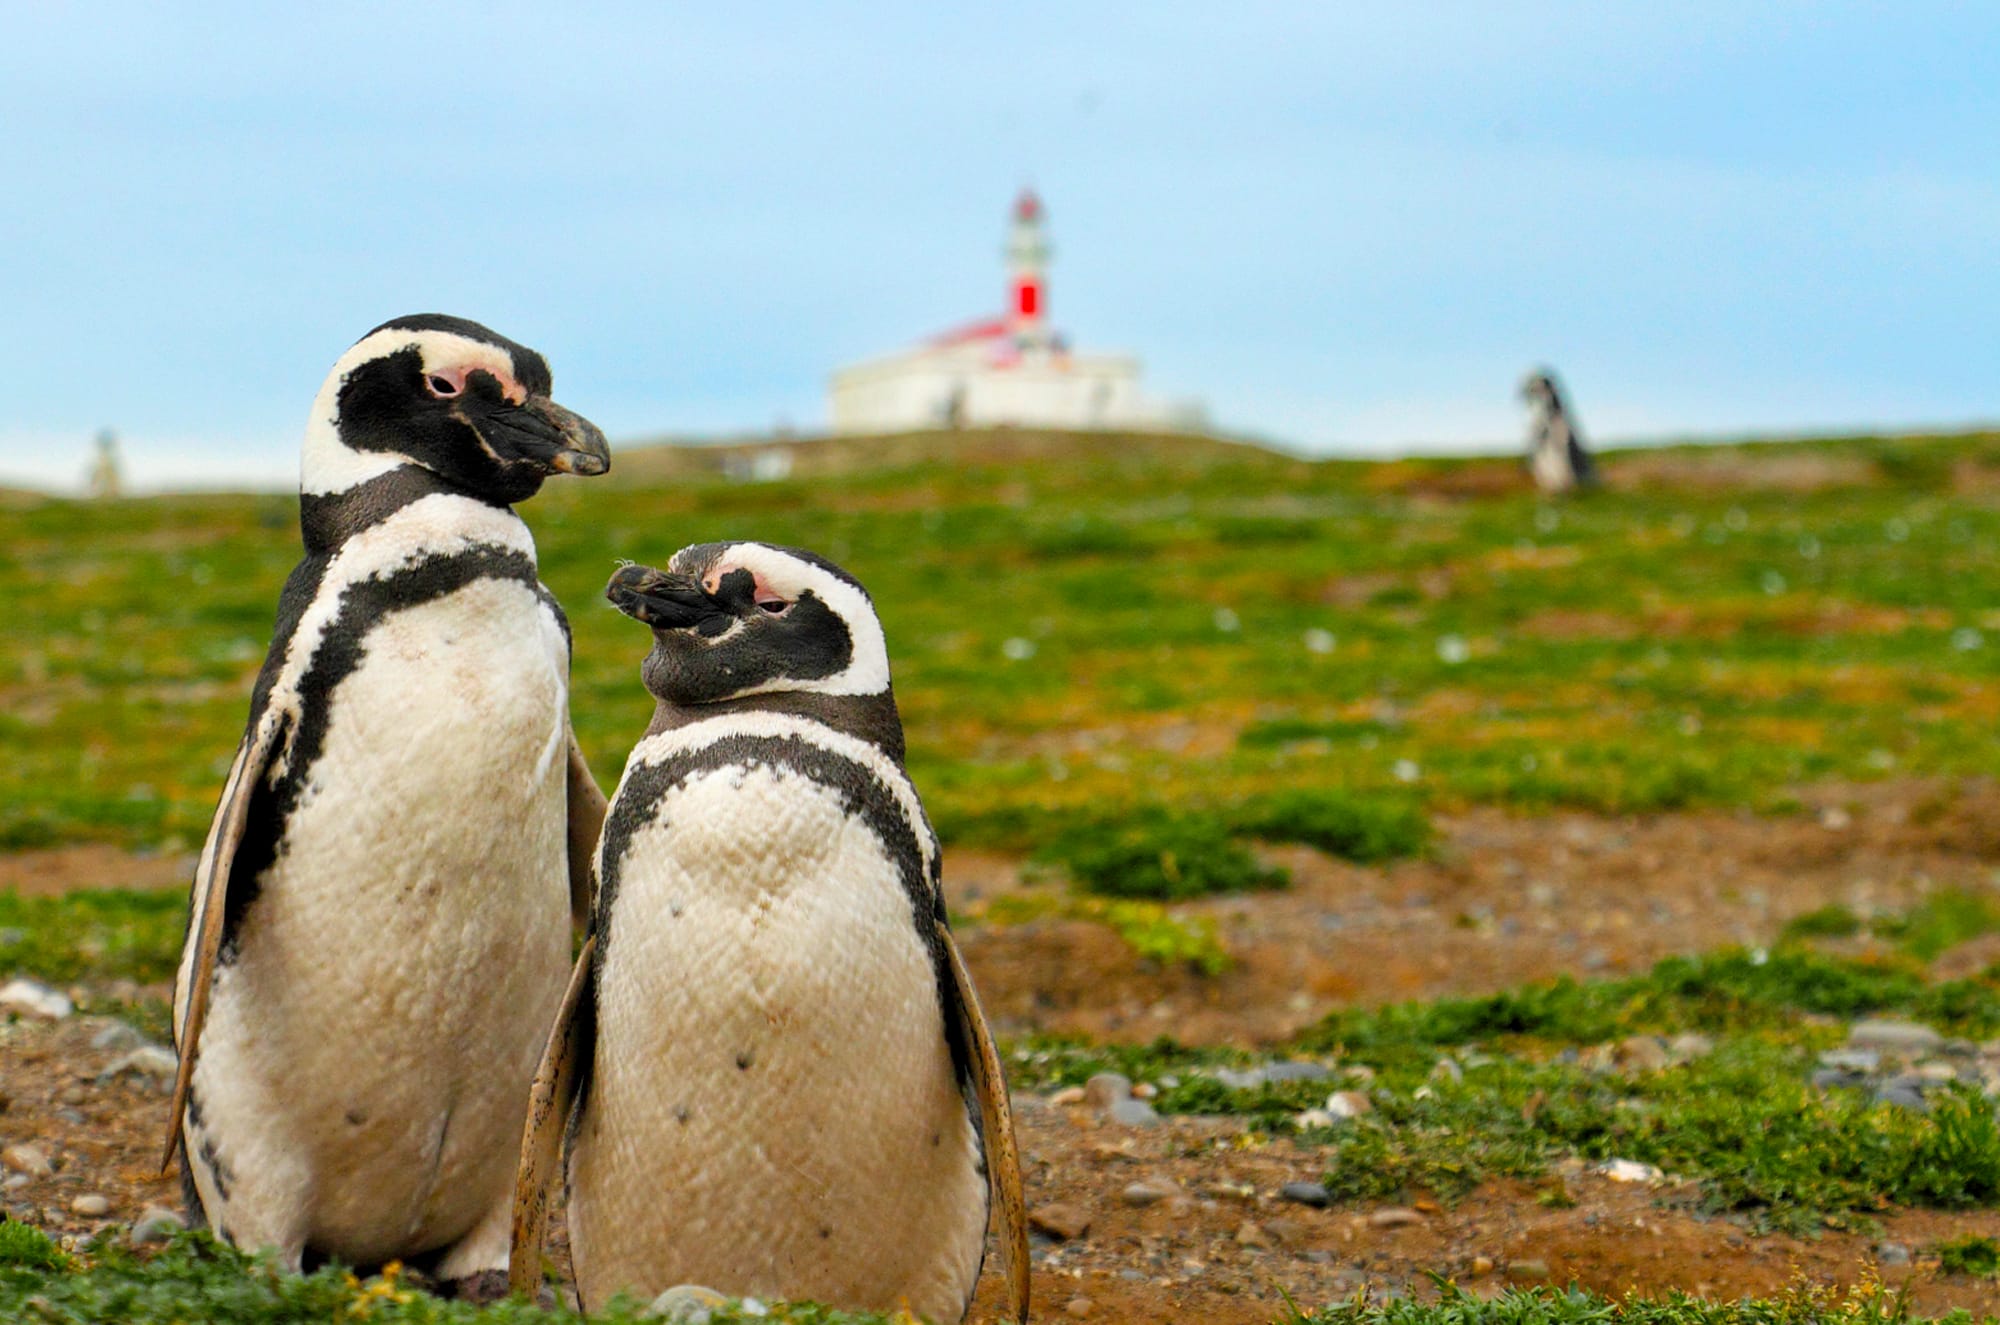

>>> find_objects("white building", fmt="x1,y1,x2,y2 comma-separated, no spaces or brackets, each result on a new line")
828,191,1198,434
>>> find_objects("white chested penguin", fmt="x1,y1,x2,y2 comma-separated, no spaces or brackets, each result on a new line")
165,314,612,1298
510,543,1028,1324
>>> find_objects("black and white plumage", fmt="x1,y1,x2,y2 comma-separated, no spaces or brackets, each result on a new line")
166,314,612,1294
510,543,1028,1324
1521,368,1597,494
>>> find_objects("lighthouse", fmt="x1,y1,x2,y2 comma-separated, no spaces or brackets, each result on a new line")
1007,189,1050,342
827,191,1202,435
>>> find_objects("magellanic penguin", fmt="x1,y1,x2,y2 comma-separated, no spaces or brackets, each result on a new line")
510,542,1028,1324
1521,367,1597,495
165,315,612,1297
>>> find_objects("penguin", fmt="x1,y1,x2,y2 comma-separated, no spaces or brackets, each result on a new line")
164,314,612,1298
1521,367,1597,494
510,542,1028,1324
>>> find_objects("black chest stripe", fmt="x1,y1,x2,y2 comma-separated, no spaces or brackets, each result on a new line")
594,731,973,1100
218,542,544,962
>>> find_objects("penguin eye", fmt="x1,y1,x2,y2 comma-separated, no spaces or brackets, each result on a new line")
427,375,461,398
757,597,790,615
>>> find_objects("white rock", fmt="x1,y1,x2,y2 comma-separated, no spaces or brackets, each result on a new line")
1596,1159,1663,1183
104,1046,178,1081
648,1284,731,1323
70,1194,110,1217
1325,1090,1373,1119
3,1143,52,1177
0,979,72,1020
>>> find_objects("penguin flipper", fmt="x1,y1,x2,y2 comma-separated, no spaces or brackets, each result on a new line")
510,933,598,1299
938,923,1029,1325
161,714,282,1173
564,731,607,932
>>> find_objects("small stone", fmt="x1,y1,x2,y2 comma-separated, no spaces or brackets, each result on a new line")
1264,1061,1331,1083
1279,1181,1332,1208
87,1021,146,1054
1048,1086,1086,1107
1326,1090,1373,1119
70,1194,110,1217
1874,1080,1930,1113
1667,1033,1715,1062
1616,1036,1671,1073
1064,1296,1094,1317
1819,1048,1882,1074
2,1174,27,1192
1030,1203,1092,1242
1214,1067,1266,1090
1468,1255,1495,1278
1083,1072,1133,1112
1234,1220,1272,1249
128,1205,183,1247
1506,1258,1551,1283
647,1284,730,1323
103,1046,178,1083
1130,1081,1157,1099
0,979,72,1020
2,1144,52,1177
1108,1097,1160,1127
1875,1241,1912,1266
1849,1019,1944,1053
737,1300,768,1318
1292,1109,1336,1129
1912,1061,1959,1083
1429,1058,1464,1084
1263,1217,1307,1245
1596,1159,1663,1183
1369,1206,1424,1228
1121,1181,1173,1207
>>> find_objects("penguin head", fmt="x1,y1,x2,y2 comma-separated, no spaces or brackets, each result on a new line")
607,542,892,705
301,314,610,503
1520,368,1563,413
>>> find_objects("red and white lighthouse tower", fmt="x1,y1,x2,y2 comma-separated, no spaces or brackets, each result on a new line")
1006,188,1051,344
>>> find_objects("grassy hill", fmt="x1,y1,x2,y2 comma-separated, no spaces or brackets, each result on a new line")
5,426,2000,854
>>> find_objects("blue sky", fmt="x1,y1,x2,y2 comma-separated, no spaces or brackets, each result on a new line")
3,3,1997,490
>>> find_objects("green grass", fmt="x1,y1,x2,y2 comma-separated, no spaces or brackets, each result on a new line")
1010,934,2000,1232
11,428,2000,852
0,1232,905,1324
0,888,185,984
1284,1280,1992,1325
1033,810,1290,899
1935,1234,2000,1278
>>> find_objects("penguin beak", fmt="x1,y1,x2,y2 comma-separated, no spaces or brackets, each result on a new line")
523,397,612,477
607,565,717,629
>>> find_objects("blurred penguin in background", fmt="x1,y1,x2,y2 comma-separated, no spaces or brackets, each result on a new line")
1521,369,1597,495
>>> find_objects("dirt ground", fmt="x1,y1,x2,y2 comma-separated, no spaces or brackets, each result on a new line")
8,778,2000,1319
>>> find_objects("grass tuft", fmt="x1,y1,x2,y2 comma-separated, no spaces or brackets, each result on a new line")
1035,811,1288,900
1231,790,1431,863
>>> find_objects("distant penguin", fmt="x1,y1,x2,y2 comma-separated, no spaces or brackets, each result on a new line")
165,314,612,1298
1521,368,1597,494
510,543,1028,1324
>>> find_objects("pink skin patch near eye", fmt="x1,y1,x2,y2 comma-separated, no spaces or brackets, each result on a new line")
705,566,791,612
424,364,526,404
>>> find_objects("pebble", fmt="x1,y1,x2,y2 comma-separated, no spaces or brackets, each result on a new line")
1325,1090,1373,1119
1369,1206,1424,1228
102,1046,177,1083
1121,1181,1173,1207
1108,1097,1160,1128
1264,1061,1331,1084
1083,1073,1132,1111
647,1284,730,1323
1279,1181,1332,1208
1596,1159,1663,1183
1874,1080,1930,1113
1848,1019,1943,1053
1468,1255,1495,1278
0,979,73,1020
70,1194,110,1217
1876,1242,1912,1266
1616,1036,1670,1073
128,1205,183,1247
1048,1086,1086,1107
87,1021,146,1054
1429,1058,1464,1084
1818,1048,1881,1074
3,1143,52,1177
1506,1258,1551,1283
1293,1109,1336,1129
1234,1220,1272,1249
1064,1296,1094,1317
1129,1081,1157,1099
1667,1033,1715,1062
2,1174,27,1191
1263,1217,1307,1246
1030,1203,1092,1242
